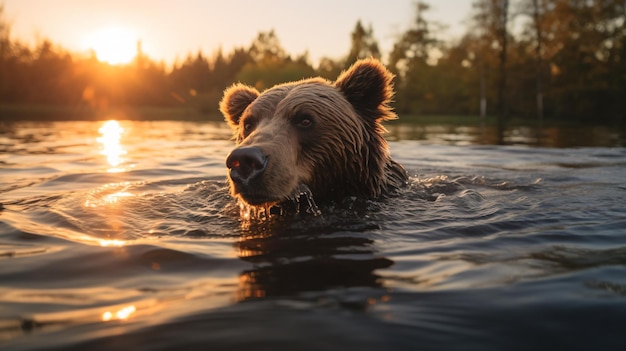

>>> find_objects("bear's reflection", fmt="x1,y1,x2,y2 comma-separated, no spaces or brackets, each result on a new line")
235,218,393,301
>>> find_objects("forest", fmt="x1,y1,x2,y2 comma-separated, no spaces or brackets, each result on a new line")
0,0,625,125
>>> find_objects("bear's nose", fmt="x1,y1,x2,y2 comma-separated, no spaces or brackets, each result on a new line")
226,146,268,184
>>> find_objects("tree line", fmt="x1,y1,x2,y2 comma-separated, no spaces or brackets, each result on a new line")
1,0,625,125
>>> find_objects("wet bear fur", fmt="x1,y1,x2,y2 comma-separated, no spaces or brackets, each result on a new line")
220,58,408,207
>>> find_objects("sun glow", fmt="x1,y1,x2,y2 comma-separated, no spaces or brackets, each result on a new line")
86,27,138,65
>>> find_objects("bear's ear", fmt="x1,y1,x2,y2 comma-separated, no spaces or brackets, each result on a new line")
219,84,260,128
335,58,396,122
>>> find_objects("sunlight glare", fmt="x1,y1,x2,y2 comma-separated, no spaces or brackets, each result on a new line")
103,191,134,205
99,239,127,247
84,182,136,208
87,27,138,65
102,305,136,321
97,120,127,171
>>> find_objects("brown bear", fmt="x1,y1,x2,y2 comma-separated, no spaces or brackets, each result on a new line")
220,58,408,209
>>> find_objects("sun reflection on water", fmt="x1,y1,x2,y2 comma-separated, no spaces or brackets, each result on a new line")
103,191,134,205
102,305,136,321
97,120,127,172
98,239,127,247
84,182,136,208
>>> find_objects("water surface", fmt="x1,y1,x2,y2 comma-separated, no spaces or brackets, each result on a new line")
1,121,625,350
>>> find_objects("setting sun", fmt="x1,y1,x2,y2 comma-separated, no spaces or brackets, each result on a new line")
86,27,138,65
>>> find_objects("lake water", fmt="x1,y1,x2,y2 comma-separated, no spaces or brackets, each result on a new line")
1,120,625,350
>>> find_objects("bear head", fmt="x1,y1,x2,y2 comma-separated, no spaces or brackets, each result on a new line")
220,58,406,207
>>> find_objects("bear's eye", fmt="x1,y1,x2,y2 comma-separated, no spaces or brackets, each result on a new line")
242,120,256,136
293,114,314,129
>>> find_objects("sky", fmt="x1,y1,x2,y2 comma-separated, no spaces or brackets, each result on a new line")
3,0,473,66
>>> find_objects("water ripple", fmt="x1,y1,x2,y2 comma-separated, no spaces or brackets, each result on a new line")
2,122,626,350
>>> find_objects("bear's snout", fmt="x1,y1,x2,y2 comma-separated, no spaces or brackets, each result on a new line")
226,146,268,186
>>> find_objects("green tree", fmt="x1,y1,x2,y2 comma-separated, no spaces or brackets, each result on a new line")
316,56,343,80
248,29,287,64
389,2,439,75
388,1,443,114
237,30,315,90
0,3,16,102
472,0,511,142
433,35,481,115
522,0,548,123
345,20,381,67
548,0,625,122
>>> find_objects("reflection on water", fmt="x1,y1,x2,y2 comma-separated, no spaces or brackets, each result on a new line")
234,219,393,302
84,182,136,208
386,123,625,147
97,120,128,172
86,120,138,243
103,191,134,204
80,181,136,243
98,239,127,247
102,305,136,321
1,120,625,350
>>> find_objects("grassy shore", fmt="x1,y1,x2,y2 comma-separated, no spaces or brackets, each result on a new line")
392,114,489,125
0,104,618,129
391,114,598,128
0,104,504,124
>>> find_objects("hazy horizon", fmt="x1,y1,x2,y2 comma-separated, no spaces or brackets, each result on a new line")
3,0,472,66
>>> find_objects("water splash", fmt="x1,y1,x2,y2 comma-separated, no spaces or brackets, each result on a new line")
238,184,321,221
288,184,322,217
